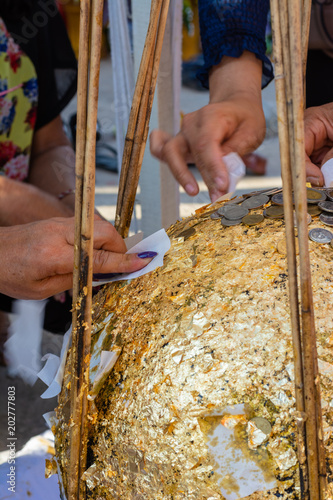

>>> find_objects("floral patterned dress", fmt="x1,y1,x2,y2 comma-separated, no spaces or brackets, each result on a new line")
0,18,38,181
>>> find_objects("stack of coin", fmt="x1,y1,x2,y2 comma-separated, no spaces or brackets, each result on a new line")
219,205,249,226
318,200,333,227
208,186,333,245
326,189,333,202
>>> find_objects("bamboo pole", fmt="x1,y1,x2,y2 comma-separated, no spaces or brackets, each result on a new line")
115,0,170,238
69,0,91,497
271,0,327,497
269,1,308,494
288,2,325,498
72,0,90,336
115,0,164,233
68,0,104,498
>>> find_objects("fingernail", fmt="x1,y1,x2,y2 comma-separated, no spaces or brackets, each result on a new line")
185,183,197,195
307,176,320,186
93,272,116,280
137,251,158,259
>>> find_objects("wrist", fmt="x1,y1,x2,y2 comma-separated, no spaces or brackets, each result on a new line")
209,51,263,104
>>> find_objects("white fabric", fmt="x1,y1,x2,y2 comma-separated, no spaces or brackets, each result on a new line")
322,158,333,188
108,0,134,173
4,300,47,385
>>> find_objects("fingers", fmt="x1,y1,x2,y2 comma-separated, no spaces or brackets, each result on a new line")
322,146,333,165
181,111,233,200
305,157,324,187
92,249,155,274
19,274,74,301
150,129,199,196
150,129,173,160
93,219,127,253
151,100,266,202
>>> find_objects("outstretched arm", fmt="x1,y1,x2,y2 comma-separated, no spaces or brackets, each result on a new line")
150,51,265,201
150,0,271,201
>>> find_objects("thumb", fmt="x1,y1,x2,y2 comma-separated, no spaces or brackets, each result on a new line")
305,156,324,187
322,146,333,165
92,249,155,275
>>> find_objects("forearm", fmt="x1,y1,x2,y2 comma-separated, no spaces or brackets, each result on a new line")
209,51,263,104
198,0,272,89
27,144,76,213
0,176,73,226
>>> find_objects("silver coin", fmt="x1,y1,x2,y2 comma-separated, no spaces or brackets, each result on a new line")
326,189,333,202
223,205,249,220
221,217,242,226
242,194,269,209
271,193,284,206
261,187,283,197
224,196,245,205
217,206,227,216
210,211,222,220
318,201,333,213
319,213,333,226
309,227,333,244
293,212,312,227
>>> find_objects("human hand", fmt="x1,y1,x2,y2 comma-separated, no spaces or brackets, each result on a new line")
150,52,265,202
0,217,156,300
150,98,265,201
304,103,333,186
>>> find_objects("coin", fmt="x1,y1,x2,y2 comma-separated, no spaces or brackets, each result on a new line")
224,196,245,205
210,211,222,220
318,201,333,213
242,214,264,226
276,237,299,255
264,205,284,219
223,205,249,220
293,212,312,227
262,187,283,197
242,194,269,209
307,204,322,216
309,228,333,243
217,206,227,216
326,189,333,202
271,193,284,206
250,417,272,435
220,217,242,226
307,188,326,204
177,227,196,240
319,213,333,226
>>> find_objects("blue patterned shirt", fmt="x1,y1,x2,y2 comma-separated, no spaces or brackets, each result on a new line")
198,0,273,89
